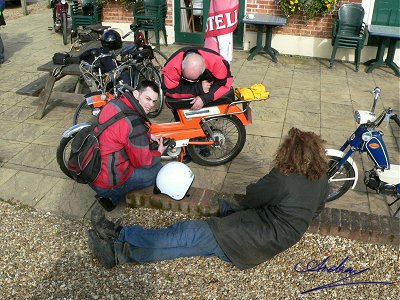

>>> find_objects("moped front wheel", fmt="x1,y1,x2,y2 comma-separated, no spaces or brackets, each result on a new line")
56,135,75,180
187,115,246,166
73,99,97,125
62,12,68,45
326,155,356,202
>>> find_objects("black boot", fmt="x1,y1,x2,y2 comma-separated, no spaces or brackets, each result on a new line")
95,195,116,212
91,205,122,240
87,229,116,269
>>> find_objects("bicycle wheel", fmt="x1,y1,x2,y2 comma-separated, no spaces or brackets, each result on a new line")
73,99,97,125
187,115,246,166
62,12,68,45
326,155,356,202
134,63,164,118
151,48,168,73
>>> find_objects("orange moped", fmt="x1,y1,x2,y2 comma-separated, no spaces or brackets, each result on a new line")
57,86,268,178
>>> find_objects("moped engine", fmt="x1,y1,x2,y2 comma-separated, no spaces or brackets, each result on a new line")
164,146,182,158
364,170,397,195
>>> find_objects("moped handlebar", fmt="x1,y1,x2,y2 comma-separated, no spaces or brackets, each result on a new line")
390,113,400,127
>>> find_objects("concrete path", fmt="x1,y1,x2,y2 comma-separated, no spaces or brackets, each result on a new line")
0,8,399,220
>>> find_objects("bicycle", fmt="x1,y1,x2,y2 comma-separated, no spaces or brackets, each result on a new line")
73,46,163,124
70,22,168,75
121,22,168,74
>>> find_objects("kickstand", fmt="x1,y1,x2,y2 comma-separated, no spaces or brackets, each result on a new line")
388,196,400,217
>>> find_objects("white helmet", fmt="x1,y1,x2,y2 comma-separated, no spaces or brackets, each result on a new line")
155,162,195,201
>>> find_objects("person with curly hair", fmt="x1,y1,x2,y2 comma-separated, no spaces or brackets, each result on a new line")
87,127,329,270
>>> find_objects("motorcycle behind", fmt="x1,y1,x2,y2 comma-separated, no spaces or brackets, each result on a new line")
326,87,400,216
50,0,69,45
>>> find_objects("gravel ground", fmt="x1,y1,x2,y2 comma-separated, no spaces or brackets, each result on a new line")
3,1,48,21
0,200,398,299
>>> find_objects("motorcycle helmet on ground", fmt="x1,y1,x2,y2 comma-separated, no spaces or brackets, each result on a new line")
101,29,122,50
155,162,195,201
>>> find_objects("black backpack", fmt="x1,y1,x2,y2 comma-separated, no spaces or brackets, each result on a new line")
67,109,138,184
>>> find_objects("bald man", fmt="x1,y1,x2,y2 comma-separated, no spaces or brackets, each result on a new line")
162,47,233,110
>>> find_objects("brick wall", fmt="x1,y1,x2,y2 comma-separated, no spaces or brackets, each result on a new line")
102,0,362,39
102,1,173,26
247,0,362,39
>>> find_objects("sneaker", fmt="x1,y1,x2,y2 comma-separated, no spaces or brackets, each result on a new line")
91,205,122,240
87,229,116,269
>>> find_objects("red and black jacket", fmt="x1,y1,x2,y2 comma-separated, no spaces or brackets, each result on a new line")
162,47,233,104
91,94,161,188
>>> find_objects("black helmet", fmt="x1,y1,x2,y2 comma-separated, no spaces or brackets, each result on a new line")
101,29,122,50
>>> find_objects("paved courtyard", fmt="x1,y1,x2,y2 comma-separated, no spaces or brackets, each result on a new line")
0,8,399,220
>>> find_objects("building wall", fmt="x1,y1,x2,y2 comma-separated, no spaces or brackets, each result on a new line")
102,0,399,63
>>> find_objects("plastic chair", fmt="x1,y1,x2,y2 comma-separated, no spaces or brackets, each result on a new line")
329,3,367,71
133,0,168,49
71,0,103,33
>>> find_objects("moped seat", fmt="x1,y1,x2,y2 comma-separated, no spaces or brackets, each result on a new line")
166,89,234,110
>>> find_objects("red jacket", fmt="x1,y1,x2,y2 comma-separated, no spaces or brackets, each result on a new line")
91,94,161,188
162,47,233,104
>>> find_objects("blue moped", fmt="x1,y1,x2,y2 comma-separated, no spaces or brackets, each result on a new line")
326,87,400,216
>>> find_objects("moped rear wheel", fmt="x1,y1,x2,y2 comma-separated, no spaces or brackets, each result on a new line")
62,12,68,45
326,155,356,202
56,135,75,180
187,115,246,166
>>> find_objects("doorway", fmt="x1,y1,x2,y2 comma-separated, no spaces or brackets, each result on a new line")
174,0,245,49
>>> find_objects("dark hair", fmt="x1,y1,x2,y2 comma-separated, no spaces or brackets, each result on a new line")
136,80,159,95
274,127,328,180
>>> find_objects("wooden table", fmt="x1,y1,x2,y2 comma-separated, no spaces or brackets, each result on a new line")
242,14,287,62
365,25,400,77
34,61,85,119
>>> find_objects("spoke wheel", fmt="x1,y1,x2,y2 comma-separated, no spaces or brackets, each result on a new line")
73,99,97,125
326,155,356,202
134,63,164,118
187,115,246,166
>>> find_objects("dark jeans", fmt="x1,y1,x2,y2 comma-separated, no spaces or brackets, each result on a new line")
89,162,162,205
114,220,231,264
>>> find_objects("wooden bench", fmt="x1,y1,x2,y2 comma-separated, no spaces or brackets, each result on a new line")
34,61,86,119
16,74,50,97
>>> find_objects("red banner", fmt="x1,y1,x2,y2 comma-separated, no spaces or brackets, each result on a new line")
205,0,239,38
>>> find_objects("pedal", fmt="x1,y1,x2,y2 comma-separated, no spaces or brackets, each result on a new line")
48,26,53,31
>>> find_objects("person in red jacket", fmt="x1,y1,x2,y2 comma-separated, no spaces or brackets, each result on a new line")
162,47,233,110
89,81,168,211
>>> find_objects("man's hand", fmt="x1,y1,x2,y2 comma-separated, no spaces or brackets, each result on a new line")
190,96,204,110
202,80,211,93
157,137,169,154
151,135,168,154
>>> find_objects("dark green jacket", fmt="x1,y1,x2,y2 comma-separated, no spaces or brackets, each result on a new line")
206,168,329,270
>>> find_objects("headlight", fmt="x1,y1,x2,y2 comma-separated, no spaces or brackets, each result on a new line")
362,131,372,142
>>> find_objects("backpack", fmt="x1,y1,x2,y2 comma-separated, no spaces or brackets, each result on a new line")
67,109,138,184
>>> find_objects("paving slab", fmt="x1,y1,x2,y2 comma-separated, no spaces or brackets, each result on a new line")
0,7,398,223
35,179,96,218
0,171,60,206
